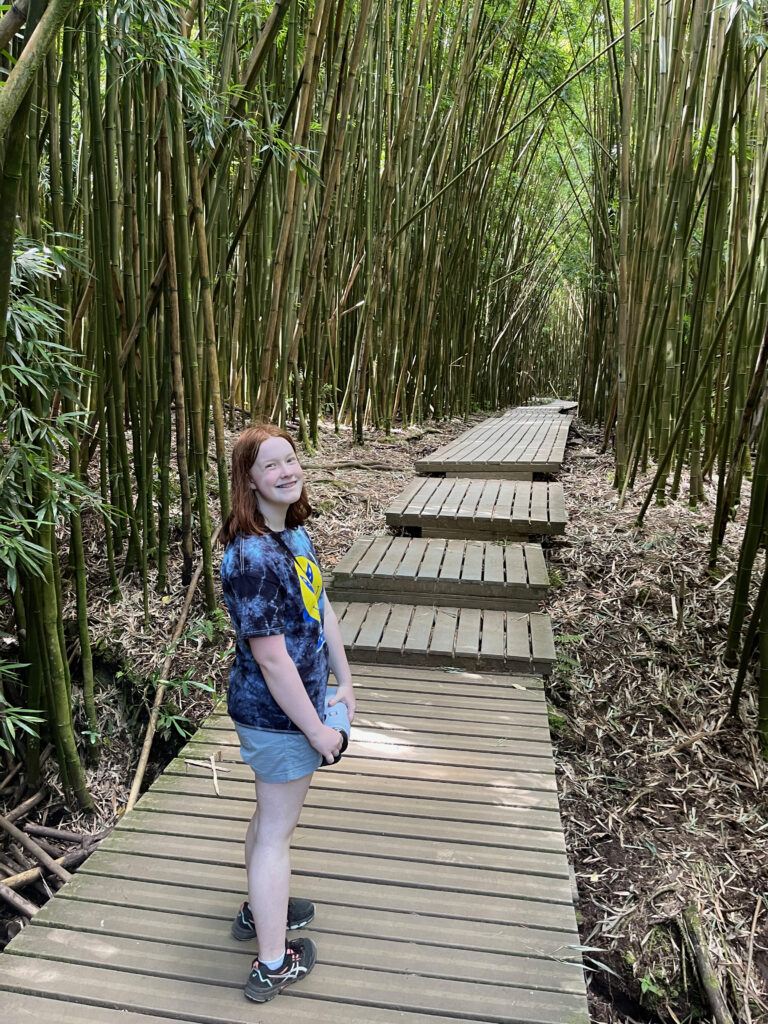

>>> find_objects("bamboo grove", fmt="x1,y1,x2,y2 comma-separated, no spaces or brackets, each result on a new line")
2,0,768,809
0,0,586,807
573,0,768,750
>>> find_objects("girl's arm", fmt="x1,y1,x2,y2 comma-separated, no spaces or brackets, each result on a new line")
323,599,355,722
249,634,342,763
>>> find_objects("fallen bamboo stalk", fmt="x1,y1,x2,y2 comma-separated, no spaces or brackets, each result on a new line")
0,763,22,795
0,846,93,891
24,823,106,845
126,527,221,813
0,883,38,918
0,814,72,884
681,904,736,1024
6,790,45,824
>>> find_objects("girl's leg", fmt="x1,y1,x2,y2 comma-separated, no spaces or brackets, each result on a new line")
247,773,313,964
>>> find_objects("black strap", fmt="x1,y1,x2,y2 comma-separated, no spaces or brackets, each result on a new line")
268,529,298,563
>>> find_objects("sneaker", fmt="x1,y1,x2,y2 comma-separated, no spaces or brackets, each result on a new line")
244,938,317,1002
231,898,315,940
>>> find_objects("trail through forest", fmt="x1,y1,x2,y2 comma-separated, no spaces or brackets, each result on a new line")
1,414,765,1024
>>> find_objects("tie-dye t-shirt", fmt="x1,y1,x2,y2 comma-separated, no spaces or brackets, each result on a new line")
220,527,329,731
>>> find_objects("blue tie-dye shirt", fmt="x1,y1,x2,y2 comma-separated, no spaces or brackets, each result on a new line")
220,527,329,731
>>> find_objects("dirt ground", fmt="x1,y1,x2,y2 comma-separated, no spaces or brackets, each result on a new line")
1,413,766,1023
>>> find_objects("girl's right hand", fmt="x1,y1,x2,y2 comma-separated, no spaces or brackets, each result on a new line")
309,723,344,764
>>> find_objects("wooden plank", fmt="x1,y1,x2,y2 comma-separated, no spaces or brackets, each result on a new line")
374,535,410,576
97,831,574,901
524,544,549,587
529,482,548,524
385,475,424,516
55,873,578,950
191,729,553,766
429,606,458,657
395,537,428,580
153,773,562,830
512,481,532,523
483,541,505,584
460,540,483,582
403,605,434,655
454,479,484,521
531,613,557,671
455,607,481,658
505,543,527,585
153,774,561,831
476,480,501,520
438,478,471,519
378,603,412,654
440,538,465,581
417,538,446,580
0,993,186,1024
548,483,567,526
0,951,589,1024
481,609,506,661
354,534,392,575
136,794,563,852
334,535,376,577
21,910,586,995
337,602,368,645
505,612,532,664
117,810,568,879
353,603,390,649
414,408,574,478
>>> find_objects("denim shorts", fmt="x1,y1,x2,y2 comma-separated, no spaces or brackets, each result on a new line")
233,721,323,783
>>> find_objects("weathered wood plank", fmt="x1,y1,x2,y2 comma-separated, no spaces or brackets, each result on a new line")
353,603,390,649
336,602,554,673
54,874,579,951
415,407,573,477
152,771,563,826
0,950,588,1024
385,478,567,538
76,852,576,932
378,602,412,654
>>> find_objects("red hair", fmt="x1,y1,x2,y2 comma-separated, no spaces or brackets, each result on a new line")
220,424,312,544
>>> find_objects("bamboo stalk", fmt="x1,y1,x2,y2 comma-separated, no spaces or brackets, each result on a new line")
0,814,72,884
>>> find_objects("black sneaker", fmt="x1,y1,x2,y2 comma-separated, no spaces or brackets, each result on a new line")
231,898,315,940
244,938,317,1002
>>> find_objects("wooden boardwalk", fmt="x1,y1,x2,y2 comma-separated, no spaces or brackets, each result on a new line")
328,535,549,610
415,408,573,479
0,664,588,1024
334,601,555,674
386,477,567,539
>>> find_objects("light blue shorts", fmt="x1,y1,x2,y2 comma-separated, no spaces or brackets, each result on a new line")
233,721,323,783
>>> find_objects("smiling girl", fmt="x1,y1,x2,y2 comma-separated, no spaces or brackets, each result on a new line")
219,424,355,1002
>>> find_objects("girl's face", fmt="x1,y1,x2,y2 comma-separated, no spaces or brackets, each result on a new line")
248,436,304,511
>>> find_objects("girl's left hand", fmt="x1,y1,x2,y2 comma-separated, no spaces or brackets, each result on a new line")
328,679,355,723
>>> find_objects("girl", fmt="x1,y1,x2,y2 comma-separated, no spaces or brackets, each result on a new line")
219,424,355,1003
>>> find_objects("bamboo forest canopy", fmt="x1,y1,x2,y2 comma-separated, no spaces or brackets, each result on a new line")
1,0,768,807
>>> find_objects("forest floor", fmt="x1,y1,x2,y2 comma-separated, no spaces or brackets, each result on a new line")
1,413,766,1024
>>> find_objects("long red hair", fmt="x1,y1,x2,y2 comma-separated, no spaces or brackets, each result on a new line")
220,424,312,544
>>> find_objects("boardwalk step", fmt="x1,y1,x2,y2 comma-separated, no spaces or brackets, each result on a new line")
334,601,556,674
327,535,549,610
415,406,573,478
385,477,566,539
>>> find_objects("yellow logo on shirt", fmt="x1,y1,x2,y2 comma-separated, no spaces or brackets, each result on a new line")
294,556,325,647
